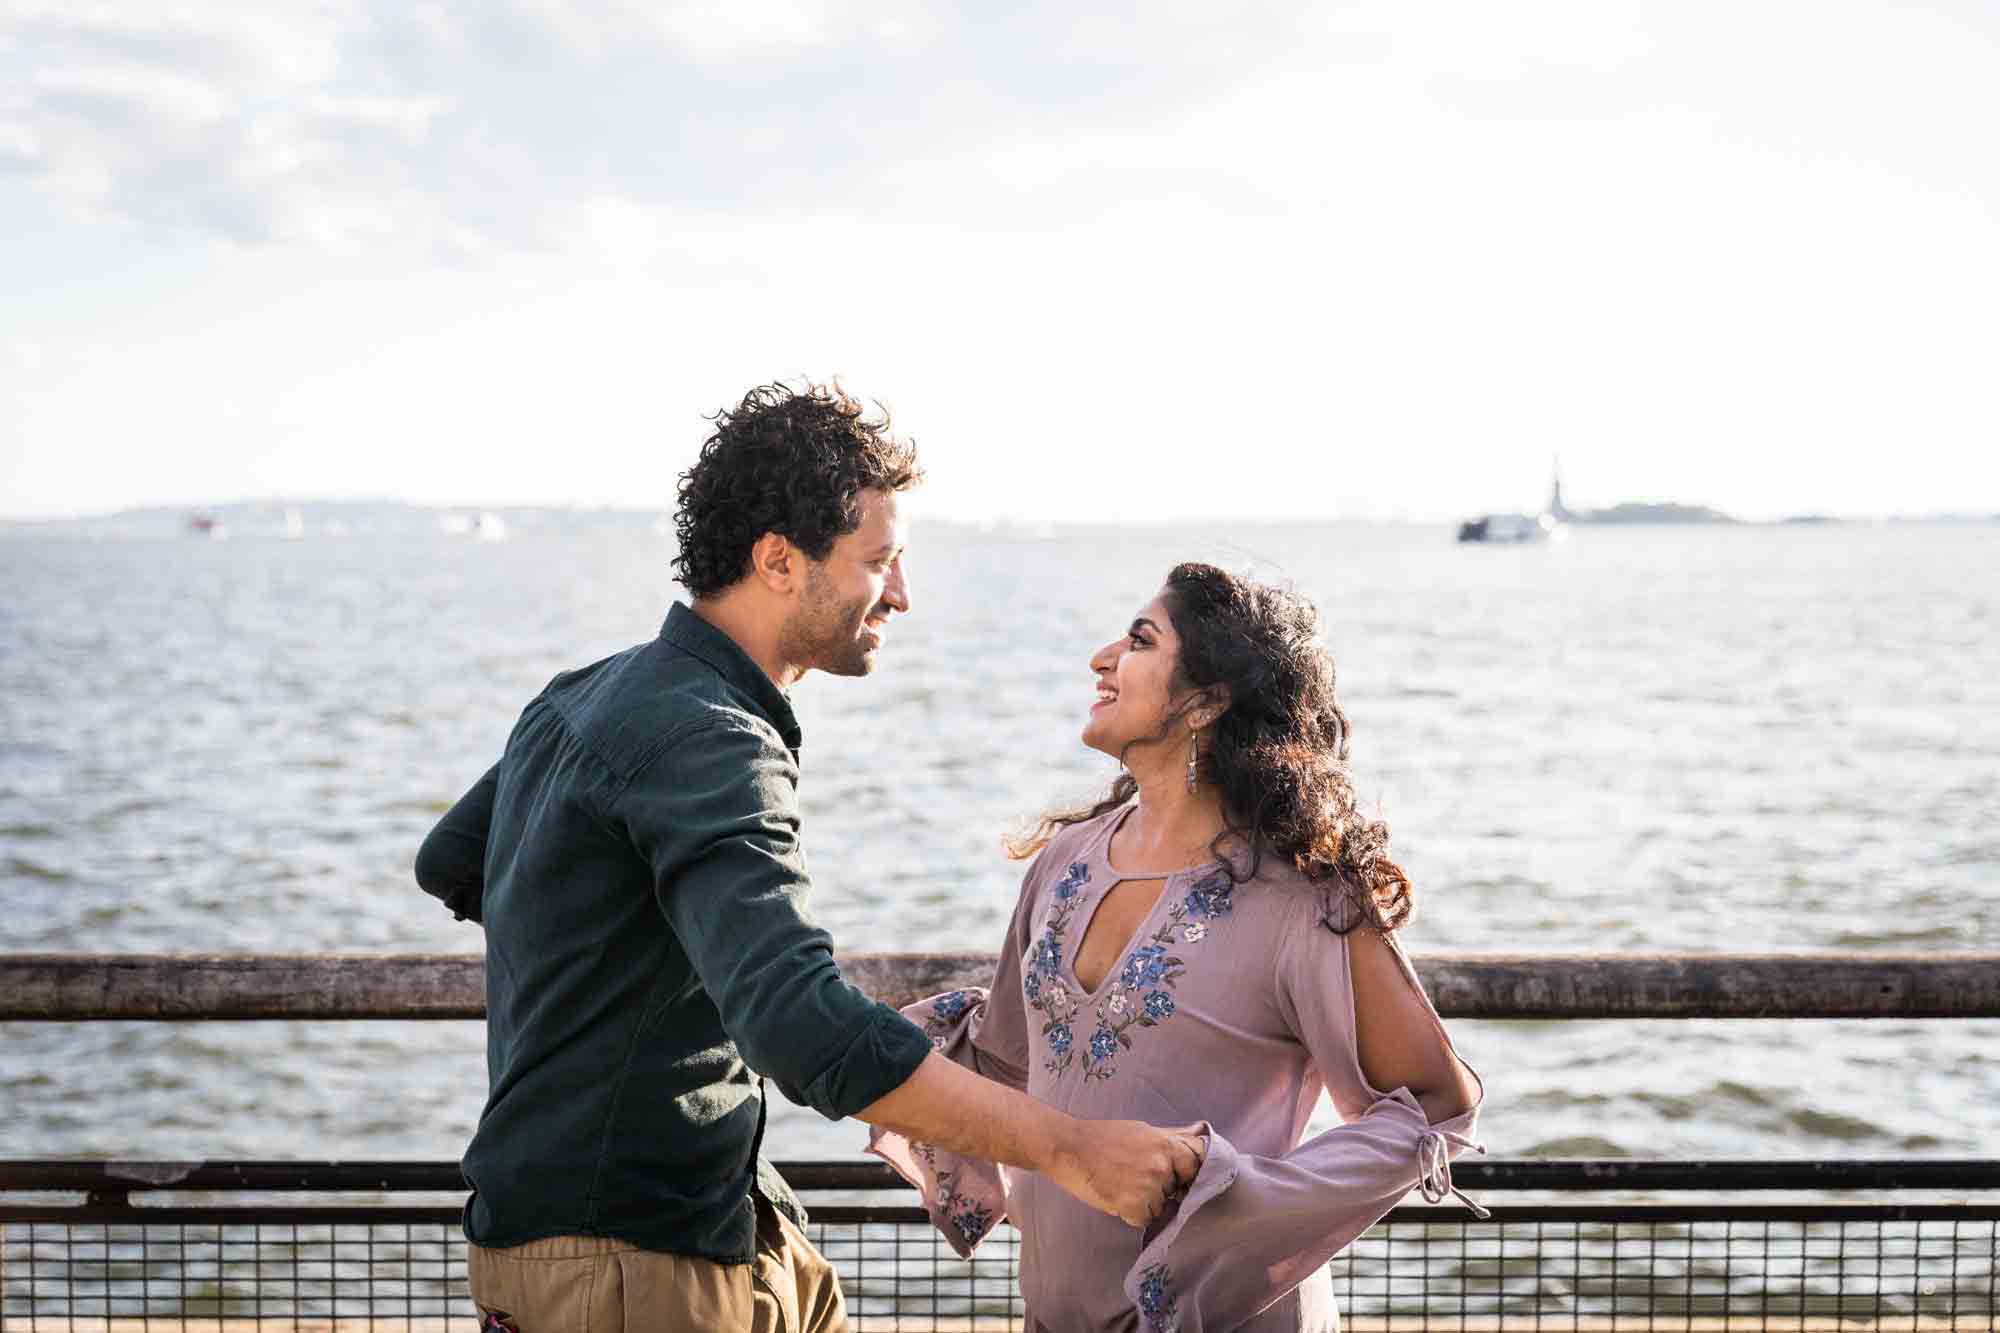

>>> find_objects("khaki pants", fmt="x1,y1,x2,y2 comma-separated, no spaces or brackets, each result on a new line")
467,1199,846,1332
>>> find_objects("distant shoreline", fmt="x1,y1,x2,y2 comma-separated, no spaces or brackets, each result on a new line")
2,497,1995,537
1569,501,1738,525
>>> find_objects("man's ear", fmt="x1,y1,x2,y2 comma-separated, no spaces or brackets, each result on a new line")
747,532,802,595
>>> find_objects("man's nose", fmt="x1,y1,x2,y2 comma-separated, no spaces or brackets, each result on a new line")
883,558,911,614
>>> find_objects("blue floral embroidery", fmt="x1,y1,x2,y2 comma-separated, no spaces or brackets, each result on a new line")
1025,860,1090,1075
919,989,980,1050
950,1197,993,1245
932,1168,996,1252
1138,1262,1179,1332
1082,868,1239,1082
1118,944,1172,990
1031,930,1063,978
1181,868,1237,921
1024,839,1240,1082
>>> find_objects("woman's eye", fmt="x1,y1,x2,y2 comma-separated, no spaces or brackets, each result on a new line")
1128,634,1146,651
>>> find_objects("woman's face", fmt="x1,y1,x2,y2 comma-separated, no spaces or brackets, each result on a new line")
1082,590,1185,760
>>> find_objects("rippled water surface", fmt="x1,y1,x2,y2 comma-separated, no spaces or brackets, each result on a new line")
2,522,1995,1164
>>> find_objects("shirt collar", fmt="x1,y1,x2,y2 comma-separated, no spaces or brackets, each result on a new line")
660,602,803,751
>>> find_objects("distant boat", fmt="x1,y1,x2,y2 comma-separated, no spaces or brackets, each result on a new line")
1457,511,1558,544
187,512,226,539
283,507,306,540
1457,462,1570,544
439,510,508,541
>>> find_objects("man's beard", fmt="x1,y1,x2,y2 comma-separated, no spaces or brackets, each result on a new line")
780,564,878,677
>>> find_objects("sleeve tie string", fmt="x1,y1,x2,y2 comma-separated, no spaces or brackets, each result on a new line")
1416,1127,1491,1220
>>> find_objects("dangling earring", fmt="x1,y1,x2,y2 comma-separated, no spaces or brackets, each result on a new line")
1186,731,1200,793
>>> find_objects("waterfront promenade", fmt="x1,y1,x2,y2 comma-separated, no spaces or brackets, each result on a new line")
4,950,1996,1330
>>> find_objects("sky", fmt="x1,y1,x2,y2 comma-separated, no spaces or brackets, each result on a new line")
2,1,1997,523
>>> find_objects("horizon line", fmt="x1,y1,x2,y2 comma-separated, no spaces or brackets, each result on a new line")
5,495,1998,529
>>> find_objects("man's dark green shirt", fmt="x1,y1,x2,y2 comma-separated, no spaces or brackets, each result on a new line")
415,603,933,1262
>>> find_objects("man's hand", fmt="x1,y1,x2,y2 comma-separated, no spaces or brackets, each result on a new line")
859,1052,1209,1228
1045,1119,1207,1228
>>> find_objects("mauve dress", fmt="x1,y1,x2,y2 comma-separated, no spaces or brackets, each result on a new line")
868,806,1487,1333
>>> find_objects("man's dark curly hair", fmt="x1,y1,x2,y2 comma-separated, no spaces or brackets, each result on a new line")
671,382,923,598
1011,563,1415,934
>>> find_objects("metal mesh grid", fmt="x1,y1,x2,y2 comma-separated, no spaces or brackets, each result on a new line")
1337,1213,1999,1329
0,1219,463,1328
812,1213,1023,1330
5,1210,1994,1330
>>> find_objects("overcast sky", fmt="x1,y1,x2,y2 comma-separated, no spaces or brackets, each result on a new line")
2,1,1996,522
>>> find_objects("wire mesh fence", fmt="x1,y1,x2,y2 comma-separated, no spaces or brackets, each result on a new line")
4,1203,1995,1331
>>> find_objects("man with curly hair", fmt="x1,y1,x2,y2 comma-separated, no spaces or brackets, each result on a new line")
417,383,1202,1331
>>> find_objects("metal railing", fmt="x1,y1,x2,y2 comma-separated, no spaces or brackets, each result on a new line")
4,952,1996,1330
5,1159,1996,1329
6,951,1999,1021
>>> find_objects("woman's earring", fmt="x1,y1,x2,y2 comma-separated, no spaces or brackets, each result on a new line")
1186,731,1200,793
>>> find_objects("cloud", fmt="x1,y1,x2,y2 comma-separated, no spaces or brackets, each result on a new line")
0,0,1346,253
7,0,2000,261
33,64,231,124
3,0,1998,524
0,119,37,169
520,0,871,61
0,1,427,242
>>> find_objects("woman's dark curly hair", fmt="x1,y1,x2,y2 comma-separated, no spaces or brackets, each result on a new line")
1011,562,1414,933
671,382,922,598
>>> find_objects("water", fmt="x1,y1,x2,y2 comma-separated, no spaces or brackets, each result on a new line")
2,521,1995,1167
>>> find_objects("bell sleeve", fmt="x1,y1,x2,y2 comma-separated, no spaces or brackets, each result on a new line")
865,858,1040,1258
1121,890,1488,1332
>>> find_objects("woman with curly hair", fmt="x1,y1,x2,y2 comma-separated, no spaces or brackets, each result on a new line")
870,563,1487,1332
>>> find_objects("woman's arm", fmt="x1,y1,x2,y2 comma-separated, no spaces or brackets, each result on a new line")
863,852,1047,1252
1112,890,1487,1332
1348,921,1483,1125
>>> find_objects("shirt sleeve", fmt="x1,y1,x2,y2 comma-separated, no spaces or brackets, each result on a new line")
865,852,1043,1257
1121,888,1487,1332
615,715,932,1122
414,762,499,923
